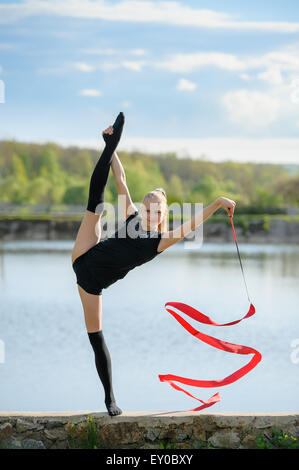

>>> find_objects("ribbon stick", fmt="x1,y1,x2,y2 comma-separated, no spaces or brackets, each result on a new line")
158,215,262,411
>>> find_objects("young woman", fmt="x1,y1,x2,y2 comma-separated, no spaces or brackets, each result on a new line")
71,111,236,416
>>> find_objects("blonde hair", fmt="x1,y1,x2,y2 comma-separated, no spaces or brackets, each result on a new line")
144,187,168,233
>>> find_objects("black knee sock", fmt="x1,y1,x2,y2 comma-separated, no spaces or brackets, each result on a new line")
86,112,125,213
88,330,122,416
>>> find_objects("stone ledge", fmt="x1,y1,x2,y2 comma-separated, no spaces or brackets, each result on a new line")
0,410,298,417
0,412,298,449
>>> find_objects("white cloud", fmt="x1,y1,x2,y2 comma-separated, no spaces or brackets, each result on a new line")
71,59,146,73
177,78,197,91
80,47,147,56
153,43,299,129
0,42,14,50
155,52,246,73
131,49,147,56
122,60,146,71
240,73,250,81
73,62,95,72
257,66,283,85
154,44,299,77
37,38,299,85
0,1,299,33
98,62,120,72
79,89,102,97
290,78,299,103
121,100,131,108
80,48,119,56
222,89,280,127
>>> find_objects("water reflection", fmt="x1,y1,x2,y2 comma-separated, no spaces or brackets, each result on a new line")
0,240,298,413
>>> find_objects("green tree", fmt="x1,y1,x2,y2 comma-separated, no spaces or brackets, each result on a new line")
63,183,89,205
69,151,93,177
0,175,26,203
37,148,60,178
166,174,184,205
12,153,28,186
0,139,298,209
274,175,299,204
249,185,284,209
25,176,53,204
0,154,29,203
190,174,221,203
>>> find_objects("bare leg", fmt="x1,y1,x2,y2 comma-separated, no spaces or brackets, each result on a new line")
77,284,103,332
71,211,101,265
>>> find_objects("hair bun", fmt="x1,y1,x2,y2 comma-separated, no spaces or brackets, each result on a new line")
154,188,166,197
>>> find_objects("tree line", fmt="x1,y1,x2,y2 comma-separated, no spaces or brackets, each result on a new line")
0,139,298,210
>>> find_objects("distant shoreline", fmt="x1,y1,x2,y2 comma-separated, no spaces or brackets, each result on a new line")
0,215,298,244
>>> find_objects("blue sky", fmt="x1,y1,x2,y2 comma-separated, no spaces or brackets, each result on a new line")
0,0,299,163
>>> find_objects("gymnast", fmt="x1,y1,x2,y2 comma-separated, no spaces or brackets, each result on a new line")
71,112,236,416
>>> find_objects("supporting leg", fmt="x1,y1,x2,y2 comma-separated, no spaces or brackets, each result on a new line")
88,330,123,416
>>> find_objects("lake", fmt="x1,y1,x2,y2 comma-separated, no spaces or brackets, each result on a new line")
0,240,298,413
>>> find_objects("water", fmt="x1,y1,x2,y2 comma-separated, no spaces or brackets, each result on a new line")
0,240,298,413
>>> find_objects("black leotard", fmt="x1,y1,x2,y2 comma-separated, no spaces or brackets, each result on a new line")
72,210,163,295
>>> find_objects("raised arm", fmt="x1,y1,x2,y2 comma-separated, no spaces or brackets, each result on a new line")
101,124,137,219
110,151,138,219
157,197,236,252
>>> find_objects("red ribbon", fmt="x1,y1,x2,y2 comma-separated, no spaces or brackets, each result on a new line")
158,215,262,411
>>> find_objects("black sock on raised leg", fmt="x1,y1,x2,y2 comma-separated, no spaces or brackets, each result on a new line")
102,111,125,148
86,112,125,214
88,330,123,416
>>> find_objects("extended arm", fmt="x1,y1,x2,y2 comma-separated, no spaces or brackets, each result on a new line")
158,197,236,252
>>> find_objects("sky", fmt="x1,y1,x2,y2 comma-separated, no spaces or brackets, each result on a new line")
0,0,299,164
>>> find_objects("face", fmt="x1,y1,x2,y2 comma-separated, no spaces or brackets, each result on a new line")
140,196,165,230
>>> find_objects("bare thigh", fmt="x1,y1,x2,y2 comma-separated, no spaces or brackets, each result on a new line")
71,210,102,264
78,284,103,332
72,210,103,332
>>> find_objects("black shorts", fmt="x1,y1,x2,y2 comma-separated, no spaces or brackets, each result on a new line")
72,253,103,296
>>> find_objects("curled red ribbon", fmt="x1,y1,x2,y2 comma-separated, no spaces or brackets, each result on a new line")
158,215,262,411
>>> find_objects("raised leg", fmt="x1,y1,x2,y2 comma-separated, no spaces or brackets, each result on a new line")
86,111,125,214
71,111,125,264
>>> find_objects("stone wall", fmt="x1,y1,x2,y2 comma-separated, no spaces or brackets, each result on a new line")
0,412,298,449
0,217,298,243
